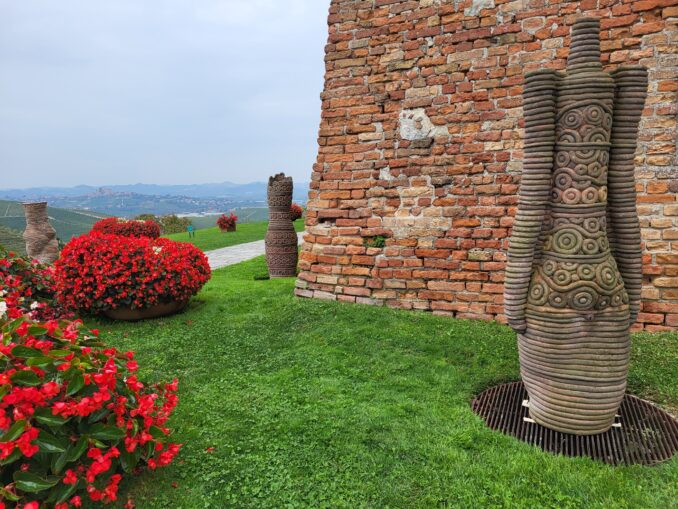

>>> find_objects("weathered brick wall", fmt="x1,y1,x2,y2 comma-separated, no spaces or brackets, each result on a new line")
296,0,678,331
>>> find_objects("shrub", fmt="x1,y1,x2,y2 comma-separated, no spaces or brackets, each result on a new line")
160,215,193,235
0,250,65,321
216,213,238,231
91,218,161,239
54,233,211,315
290,204,303,222
0,294,180,507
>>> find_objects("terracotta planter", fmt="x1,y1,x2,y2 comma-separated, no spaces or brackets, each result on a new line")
103,300,188,321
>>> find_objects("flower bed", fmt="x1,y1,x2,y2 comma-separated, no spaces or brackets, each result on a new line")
290,204,303,222
54,234,211,316
0,260,180,507
0,249,65,321
91,218,161,239
216,213,237,232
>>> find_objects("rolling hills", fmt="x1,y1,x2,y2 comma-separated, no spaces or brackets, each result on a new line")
0,200,108,242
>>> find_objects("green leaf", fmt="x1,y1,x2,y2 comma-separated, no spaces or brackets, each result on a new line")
1,419,26,442
36,430,68,453
13,471,59,493
51,480,79,504
28,325,48,336
34,408,70,427
11,346,42,358
87,408,109,424
10,370,41,387
149,425,167,439
50,349,72,357
66,372,85,396
0,448,21,466
27,356,54,367
0,487,20,502
66,436,88,462
89,423,125,441
51,448,69,475
120,448,140,473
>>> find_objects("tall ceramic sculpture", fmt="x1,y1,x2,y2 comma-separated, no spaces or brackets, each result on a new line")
265,173,298,278
22,202,59,264
504,18,648,435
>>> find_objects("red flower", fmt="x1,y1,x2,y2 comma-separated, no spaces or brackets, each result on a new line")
290,203,303,221
54,233,211,314
91,217,161,239
63,469,78,485
216,213,238,230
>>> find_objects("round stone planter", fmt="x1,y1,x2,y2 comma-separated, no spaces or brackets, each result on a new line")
103,300,188,322
219,225,236,232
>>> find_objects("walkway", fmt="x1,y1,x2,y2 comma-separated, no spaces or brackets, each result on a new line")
205,232,304,270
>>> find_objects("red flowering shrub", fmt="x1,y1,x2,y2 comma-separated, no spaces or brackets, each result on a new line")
216,213,237,231
0,293,180,507
54,234,211,314
91,218,161,239
290,204,303,222
0,249,66,321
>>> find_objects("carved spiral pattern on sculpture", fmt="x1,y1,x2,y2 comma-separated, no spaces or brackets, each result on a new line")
504,18,648,435
265,173,298,278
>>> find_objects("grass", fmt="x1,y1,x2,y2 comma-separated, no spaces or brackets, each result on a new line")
90,256,678,509
186,209,272,230
0,224,26,255
165,221,305,252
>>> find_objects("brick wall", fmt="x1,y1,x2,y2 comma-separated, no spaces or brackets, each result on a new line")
295,0,678,331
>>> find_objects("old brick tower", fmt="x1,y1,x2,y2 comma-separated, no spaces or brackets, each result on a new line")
296,0,678,331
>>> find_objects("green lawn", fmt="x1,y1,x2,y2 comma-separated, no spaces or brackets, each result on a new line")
92,257,678,509
165,221,305,252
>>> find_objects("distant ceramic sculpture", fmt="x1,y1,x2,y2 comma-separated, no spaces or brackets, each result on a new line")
265,173,298,278
22,202,59,264
504,18,648,435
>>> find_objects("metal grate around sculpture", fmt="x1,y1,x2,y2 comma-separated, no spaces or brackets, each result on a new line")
22,202,59,265
504,17,649,435
265,173,298,278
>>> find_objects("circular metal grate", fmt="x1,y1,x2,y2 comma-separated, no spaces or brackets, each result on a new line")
472,382,678,466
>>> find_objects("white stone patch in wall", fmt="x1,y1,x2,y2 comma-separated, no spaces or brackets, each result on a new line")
399,108,445,141
463,0,495,17
380,168,394,181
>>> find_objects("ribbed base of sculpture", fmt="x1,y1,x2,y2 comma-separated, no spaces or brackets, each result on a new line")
472,382,678,466
520,309,630,435
266,232,298,278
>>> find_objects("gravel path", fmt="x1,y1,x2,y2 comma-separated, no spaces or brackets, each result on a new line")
205,232,304,270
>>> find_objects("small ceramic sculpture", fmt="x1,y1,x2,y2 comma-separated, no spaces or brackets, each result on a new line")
22,202,59,264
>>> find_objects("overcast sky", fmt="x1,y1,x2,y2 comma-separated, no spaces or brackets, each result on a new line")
0,1,328,189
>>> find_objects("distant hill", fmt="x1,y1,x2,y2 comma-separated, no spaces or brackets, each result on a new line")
0,181,310,218
0,224,26,255
0,200,108,242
